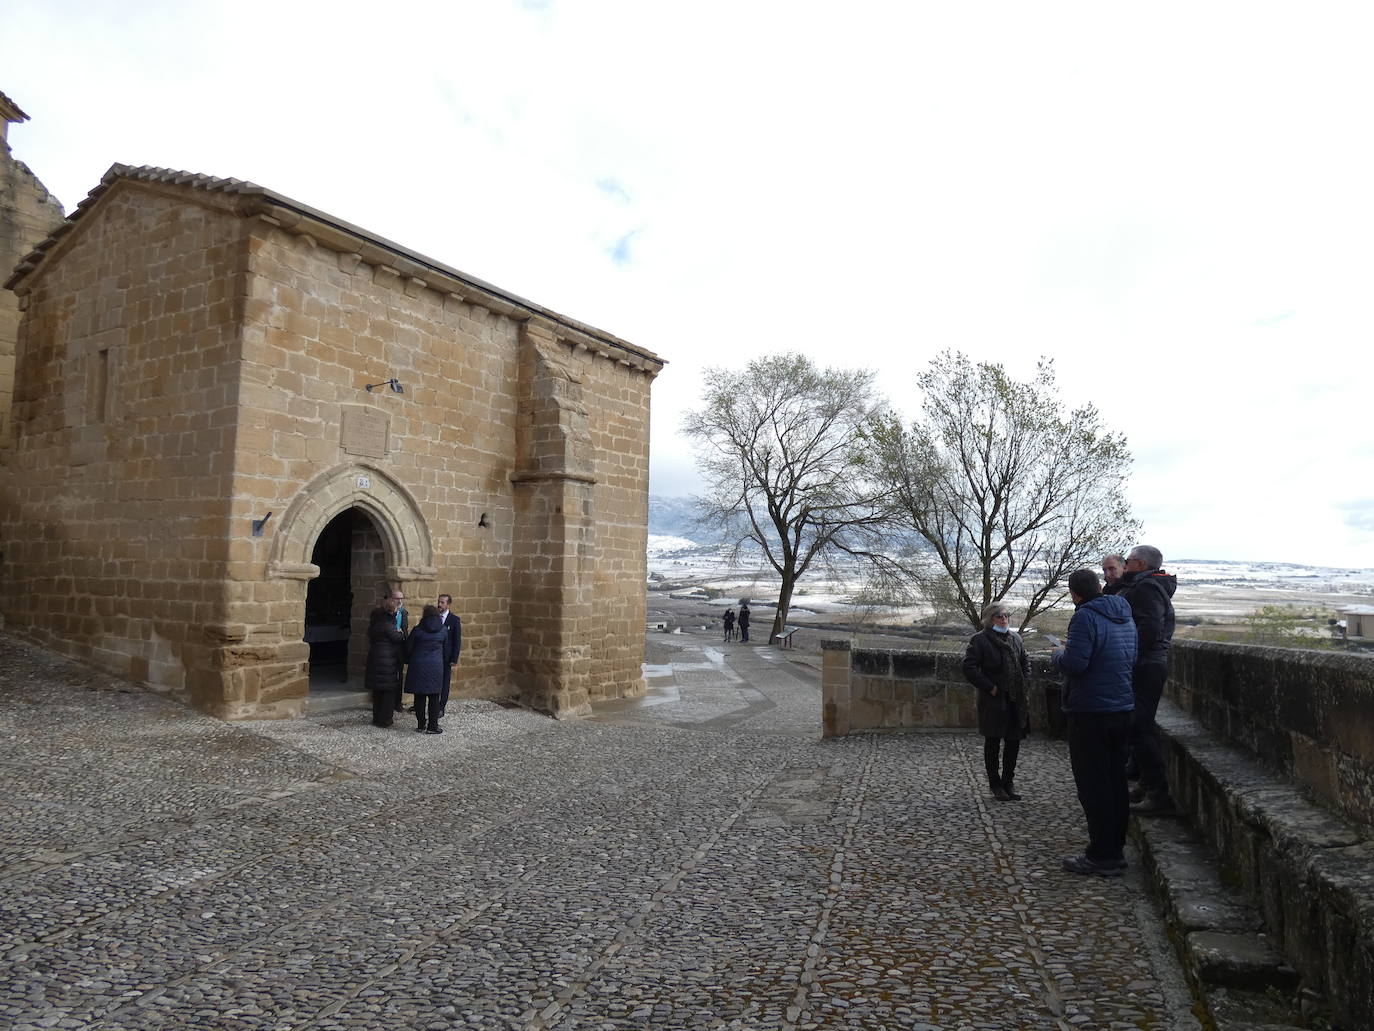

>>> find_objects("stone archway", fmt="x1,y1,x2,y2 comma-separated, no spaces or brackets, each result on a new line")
270,462,436,583
256,463,437,716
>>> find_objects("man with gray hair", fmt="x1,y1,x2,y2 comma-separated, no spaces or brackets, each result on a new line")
1118,545,1178,815
1101,553,1127,595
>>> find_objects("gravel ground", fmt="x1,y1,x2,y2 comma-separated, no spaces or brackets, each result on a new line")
0,628,1199,1030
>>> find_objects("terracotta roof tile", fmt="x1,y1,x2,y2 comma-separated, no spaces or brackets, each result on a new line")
0,89,30,122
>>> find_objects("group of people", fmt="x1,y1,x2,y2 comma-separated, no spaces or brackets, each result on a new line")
722,602,751,642
365,588,462,734
962,545,1177,878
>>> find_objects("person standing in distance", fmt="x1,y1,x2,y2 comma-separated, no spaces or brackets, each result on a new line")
1118,545,1178,815
738,602,751,643
723,607,736,643
1053,568,1137,876
436,593,462,718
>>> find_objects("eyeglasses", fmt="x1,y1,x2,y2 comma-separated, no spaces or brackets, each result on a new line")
992,612,1011,619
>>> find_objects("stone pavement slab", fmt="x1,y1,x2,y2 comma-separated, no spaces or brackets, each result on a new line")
0,630,1199,1030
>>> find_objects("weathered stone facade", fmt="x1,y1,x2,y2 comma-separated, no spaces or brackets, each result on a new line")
2,164,662,720
0,92,66,449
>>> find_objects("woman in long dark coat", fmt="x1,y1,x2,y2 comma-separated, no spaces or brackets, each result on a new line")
962,602,1032,801
404,604,450,734
365,603,406,728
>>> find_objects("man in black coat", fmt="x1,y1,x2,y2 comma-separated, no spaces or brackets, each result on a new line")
1118,545,1178,815
365,587,408,727
436,592,462,718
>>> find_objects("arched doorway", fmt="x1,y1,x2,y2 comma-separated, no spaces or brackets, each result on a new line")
266,462,437,715
304,507,389,690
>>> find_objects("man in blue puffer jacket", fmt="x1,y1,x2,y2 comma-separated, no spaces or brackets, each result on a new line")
1052,568,1137,877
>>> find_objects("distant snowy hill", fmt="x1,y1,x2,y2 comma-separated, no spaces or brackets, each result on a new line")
646,497,1374,598
648,495,701,538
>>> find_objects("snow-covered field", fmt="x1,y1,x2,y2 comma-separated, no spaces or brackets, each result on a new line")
647,535,1374,626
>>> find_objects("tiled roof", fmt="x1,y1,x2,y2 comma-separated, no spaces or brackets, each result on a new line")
0,89,30,122
7,163,662,369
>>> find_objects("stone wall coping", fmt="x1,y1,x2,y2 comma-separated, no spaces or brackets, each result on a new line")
820,639,852,651
5,163,665,377
1172,637,1374,673
839,644,1059,670
1159,703,1367,848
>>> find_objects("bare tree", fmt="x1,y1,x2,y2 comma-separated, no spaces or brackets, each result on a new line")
682,353,891,642
866,351,1138,630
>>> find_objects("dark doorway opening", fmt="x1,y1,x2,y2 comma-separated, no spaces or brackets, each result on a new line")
305,508,388,690
306,511,354,685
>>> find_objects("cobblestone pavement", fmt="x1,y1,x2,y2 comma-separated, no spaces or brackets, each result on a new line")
0,631,1199,1030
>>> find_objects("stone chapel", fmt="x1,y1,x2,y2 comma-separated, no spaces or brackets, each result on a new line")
0,96,663,720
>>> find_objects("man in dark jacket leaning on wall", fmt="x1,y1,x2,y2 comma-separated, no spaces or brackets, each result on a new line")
1119,545,1178,815
1052,568,1138,877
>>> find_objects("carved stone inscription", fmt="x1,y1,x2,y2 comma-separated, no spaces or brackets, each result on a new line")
340,406,389,459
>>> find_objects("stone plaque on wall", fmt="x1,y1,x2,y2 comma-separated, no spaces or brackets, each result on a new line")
340,406,389,459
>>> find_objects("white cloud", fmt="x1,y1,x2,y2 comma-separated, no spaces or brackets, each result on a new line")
4,0,1372,566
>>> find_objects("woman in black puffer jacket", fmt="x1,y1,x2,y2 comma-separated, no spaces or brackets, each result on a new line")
366,603,406,727
962,602,1032,801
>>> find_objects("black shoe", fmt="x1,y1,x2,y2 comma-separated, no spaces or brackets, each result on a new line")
1002,781,1022,801
1062,854,1124,878
990,782,1012,801
425,727,443,735
374,721,393,728
415,725,425,732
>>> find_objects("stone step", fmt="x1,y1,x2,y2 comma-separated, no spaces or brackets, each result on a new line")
306,689,370,714
1132,815,1311,1031
1187,931,1299,993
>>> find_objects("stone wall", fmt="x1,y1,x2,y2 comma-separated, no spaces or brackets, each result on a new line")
1168,639,1374,827
1,137,66,447
821,640,1061,738
581,345,651,704
1,184,245,693
1155,706,1374,1029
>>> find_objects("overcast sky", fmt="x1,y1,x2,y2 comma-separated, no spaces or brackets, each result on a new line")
4,1,1372,567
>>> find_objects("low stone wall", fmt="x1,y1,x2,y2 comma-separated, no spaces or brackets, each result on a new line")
821,640,1062,738
1157,703,1374,1029
1168,640,1374,828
